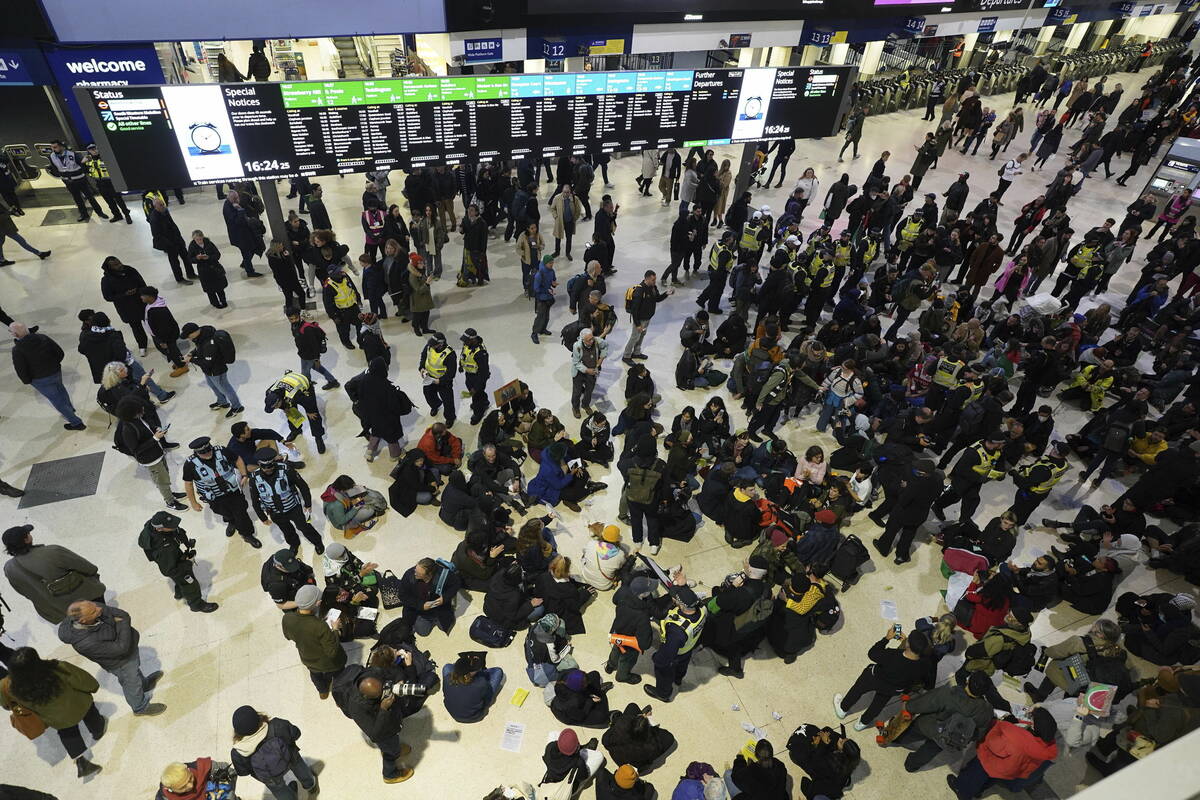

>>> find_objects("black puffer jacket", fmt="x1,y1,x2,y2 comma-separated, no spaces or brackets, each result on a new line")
78,327,130,383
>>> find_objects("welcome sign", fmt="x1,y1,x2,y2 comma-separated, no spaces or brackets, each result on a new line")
42,43,166,142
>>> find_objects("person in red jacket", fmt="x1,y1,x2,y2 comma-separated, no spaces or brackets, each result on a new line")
958,570,1014,638
948,708,1058,799
417,423,463,475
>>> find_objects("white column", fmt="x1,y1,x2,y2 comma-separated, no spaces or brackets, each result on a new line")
1064,22,1091,52
860,40,884,76
768,47,793,67
800,46,820,66
829,43,849,66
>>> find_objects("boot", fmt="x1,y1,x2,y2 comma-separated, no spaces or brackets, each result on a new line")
0,479,24,497
76,757,102,778
315,437,326,454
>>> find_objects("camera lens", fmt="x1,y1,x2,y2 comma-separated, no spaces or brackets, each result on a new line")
398,682,427,698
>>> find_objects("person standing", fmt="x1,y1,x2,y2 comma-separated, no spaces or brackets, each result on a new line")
839,106,864,161
932,433,1007,523
10,322,85,430
531,255,558,344
147,197,193,284
250,448,324,554
995,153,1028,204
766,139,796,188
307,183,331,231
186,230,229,309
100,257,149,355
604,575,657,684
181,322,242,416
594,196,619,272
0,647,106,778
0,197,50,266
2,525,106,624
223,190,265,277
459,203,490,285
345,357,414,461
871,459,942,565
285,307,339,390
550,185,583,261
230,705,321,800
622,270,673,366
182,436,262,549
571,328,608,419
265,371,326,454
1007,441,1069,525
136,511,219,613
834,627,932,731
621,436,668,556
82,144,131,224
460,328,490,426
48,140,107,222
321,262,362,350
925,78,946,121
331,664,414,783
139,286,189,376
281,584,346,699
57,601,165,716
114,396,186,511
643,585,706,703
419,333,458,426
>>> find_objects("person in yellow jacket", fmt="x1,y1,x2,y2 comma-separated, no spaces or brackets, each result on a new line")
767,565,830,663
932,433,1007,523
265,371,326,454
1061,360,1114,412
84,143,131,223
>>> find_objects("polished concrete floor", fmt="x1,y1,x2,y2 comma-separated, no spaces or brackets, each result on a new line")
0,66,1194,799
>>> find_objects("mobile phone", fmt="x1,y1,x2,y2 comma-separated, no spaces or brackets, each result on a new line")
893,623,903,635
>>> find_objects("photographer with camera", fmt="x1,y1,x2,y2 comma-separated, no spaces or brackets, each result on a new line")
136,512,218,613
331,662,419,783
367,641,439,717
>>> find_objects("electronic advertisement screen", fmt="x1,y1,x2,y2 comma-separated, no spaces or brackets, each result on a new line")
77,66,854,190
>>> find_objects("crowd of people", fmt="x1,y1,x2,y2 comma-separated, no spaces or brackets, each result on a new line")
3,43,1200,800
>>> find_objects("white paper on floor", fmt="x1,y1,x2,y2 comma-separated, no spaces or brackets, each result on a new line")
880,599,898,621
500,722,525,753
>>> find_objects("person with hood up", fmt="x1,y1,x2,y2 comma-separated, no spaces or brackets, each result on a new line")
525,612,577,686
99,256,151,354
529,441,607,513
344,357,414,462
550,666,612,727
230,704,318,800
671,762,729,800
605,700,678,773
484,561,545,631
604,575,658,685
138,286,188,376
387,449,439,517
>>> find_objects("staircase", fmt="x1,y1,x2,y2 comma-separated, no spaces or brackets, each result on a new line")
371,34,408,77
333,36,369,78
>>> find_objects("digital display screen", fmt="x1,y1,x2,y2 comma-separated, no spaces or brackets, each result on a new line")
79,66,853,190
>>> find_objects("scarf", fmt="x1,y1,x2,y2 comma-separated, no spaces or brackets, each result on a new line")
231,723,270,757
322,552,348,578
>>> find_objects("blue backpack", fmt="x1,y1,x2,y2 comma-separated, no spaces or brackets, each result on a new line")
470,615,515,648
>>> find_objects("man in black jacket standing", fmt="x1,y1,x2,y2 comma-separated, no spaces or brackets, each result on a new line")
941,173,970,226
223,190,264,277
285,307,339,389
181,322,242,416
621,270,674,366
332,664,414,783
872,459,943,565
249,448,324,554
101,256,151,355
11,322,85,430
594,195,619,272
147,196,193,284
459,203,489,284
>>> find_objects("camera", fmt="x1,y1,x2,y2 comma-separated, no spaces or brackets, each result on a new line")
383,681,428,699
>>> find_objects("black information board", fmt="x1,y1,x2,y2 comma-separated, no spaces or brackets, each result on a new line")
78,66,854,190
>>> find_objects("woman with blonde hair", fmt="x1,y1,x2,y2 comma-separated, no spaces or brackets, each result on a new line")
713,159,733,227
1023,618,1131,702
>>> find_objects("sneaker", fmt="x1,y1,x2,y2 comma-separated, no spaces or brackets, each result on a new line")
166,501,187,511
143,671,164,692
649,544,660,556
209,402,230,410
631,352,649,360
176,278,194,286
134,702,167,716
717,665,744,678
833,693,848,719
76,757,102,778
157,390,176,404
64,422,87,431
0,260,13,267
383,768,414,784
366,448,376,462
170,365,190,377
531,333,539,344
225,406,244,418
853,719,872,731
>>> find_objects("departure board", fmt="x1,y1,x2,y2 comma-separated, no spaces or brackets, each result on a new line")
77,66,854,190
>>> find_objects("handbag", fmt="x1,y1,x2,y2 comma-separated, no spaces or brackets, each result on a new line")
539,767,578,800
378,570,404,610
2,678,46,740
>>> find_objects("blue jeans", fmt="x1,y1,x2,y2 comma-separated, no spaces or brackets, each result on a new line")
0,231,41,259
107,653,149,713
262,754,317,800
204,372,241,407
300,358,336,384
127,357,170,401
31,372,82,425
816,392,845,432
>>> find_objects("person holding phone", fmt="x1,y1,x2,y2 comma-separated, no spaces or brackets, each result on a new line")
833,626,933,731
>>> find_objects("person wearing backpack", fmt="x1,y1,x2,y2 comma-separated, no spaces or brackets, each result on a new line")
230,705,317,800
702,554,774,679
1023,619,1132,703
531,255,558,344
834,626,932,731
285,307,339,390
894,671,996,772
181,322,243,416
622,270,674,365
621,436,667,556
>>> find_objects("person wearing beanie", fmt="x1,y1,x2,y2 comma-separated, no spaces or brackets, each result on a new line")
441,650,505,723
670,762,727,800
956,607,1033,710
1116,590,1197,665
729,738,789,799
603,701,677,773
229,704,319,799
550,666,612,727
702,555,773,679
281,582,347,699
542,726,605,794
835,625,934,730
750,524,806,588
891,670,999,772
605,575,658,685
596,763,652,800
525,613,574,687
578,521,629,591
767,564,831,662
620,435,668,555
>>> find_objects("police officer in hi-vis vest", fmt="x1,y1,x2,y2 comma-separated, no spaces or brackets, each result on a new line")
420,332,458,426
265,371,326,454
643,584,708,704
1008,441,1070,525
182,436,262,549
84,143,132,224
460,328,490,426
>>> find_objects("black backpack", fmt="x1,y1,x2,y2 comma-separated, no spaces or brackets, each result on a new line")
214,329,237,363
830,535,870,586
561,320,584,351
934,713,978,751
810,590,842,632
112,424,133,457
1082,637,1130,687
470,615,515,648
249,736,292,780
994,638,1038,676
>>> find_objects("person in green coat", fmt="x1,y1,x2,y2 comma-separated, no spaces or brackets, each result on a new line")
282,584,347,698
1,647,105,777
407,253,435,336
136,512,218,613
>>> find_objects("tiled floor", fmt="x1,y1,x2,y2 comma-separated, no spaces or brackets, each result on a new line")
1,67,1191,799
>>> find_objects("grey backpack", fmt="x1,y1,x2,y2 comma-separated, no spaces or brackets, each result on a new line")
934,712,977,751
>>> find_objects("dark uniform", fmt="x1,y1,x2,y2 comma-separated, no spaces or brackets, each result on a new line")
933,437,1006,523
260,548,317,609
644,586,707,703
265,371,325,453
419,335,458,426
460,329,490,425
182,436,261,547
248,448,324,553
1008,444,1069,525
136,511,218,612
873,460,944,563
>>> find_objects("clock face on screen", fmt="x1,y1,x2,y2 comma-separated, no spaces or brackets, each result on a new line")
190,123,223,154
741,96,763,120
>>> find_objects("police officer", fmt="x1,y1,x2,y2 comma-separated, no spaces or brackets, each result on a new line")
872,459,943,565
739,211,768,266
322,262,362,349
261,548,317,611
419,332,458,426
48,140,107,222
460,328,490,426
182,436,261,549
925,346,967,412
265,371,326,454
932,432,1007,524
695,231,736,314
803,243,835,329
1008,441,1070,526
136,511,218,613
643,584,707,703
249,448,324,554
83,144,131,224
